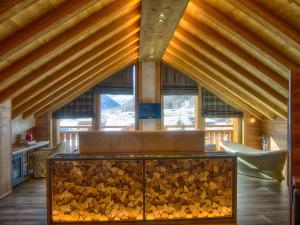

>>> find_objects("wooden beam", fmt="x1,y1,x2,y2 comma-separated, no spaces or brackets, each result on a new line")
1,12,141,104
0,0,104,61
0,0,140,91
180,15,289,97
173,27,288,107
22,50,138,118
0,0,38,23
139,0,189,61
162,56,264,120
190,0,298,71
11,25,140,109
167,42,287,119
13,38,139,117
33,57,138,119
164,49,275,120
226,0,300,45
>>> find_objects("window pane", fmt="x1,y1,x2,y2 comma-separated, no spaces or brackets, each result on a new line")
163,95,196,129
100,94,135,129
59,118,92,132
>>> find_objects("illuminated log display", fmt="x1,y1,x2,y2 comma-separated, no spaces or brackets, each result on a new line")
47,153,236,224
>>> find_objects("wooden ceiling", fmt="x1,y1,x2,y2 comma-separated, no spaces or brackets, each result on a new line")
0,0,299,120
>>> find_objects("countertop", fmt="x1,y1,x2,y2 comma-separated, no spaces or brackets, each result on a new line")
49,151,236,161
12,141,50,155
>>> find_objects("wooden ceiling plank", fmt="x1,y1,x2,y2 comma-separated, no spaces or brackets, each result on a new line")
191,0,298,71
0,0,105,61
167,42,287,119
1,13,140,104
139,0,189,61
13,40,139,117
174,28,288,106
30,55,138,119
181,15,289,97
165,49,276,120
0,0,38,23
11,26,140,109
0,0,140,91
162,56,264,120
227,0,300,46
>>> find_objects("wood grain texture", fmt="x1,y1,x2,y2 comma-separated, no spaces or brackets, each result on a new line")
0,100,12,199
262,118,288,151
32,113,50,141
243,113,262,149
289,68,300,178
0,175,289,225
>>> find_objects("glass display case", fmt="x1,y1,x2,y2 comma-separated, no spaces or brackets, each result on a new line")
47,153,236,224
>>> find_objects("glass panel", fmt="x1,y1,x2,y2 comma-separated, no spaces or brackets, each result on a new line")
100,95,135,130
163,95,196,130
145,158,232,220
51,160,143,222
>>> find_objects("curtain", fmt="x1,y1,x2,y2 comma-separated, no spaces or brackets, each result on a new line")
52,90,95,119
201,89,243,118
161,62,198,95
53,65,134,119
94,65,134,94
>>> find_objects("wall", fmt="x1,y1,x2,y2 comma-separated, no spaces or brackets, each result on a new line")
32,113,50,141
139,61,161,130
262,118,288,150
0,100,12,199
243,113,262,149
11,115,35,144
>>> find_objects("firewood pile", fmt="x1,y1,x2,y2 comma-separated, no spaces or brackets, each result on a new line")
51,160,143,222
50,158,232,222
145,159,232,219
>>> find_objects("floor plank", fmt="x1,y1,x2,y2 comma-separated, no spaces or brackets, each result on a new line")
0,175,289,225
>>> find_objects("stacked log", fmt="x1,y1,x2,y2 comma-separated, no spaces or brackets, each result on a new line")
145,159,232,220
51,160,143,222
50,158,233,222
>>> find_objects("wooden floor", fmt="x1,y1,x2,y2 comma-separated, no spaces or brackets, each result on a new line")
0,175,289,225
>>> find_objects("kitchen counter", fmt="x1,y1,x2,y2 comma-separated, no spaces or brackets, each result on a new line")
12,141,50,155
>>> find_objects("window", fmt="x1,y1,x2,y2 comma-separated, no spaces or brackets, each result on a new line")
205,118,237,150
59,118,93,152
163,95,198,130
100,94,135,131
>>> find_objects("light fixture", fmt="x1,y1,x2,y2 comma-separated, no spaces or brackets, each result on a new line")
249,117,256,124
159,19,163,22
160,13,164,17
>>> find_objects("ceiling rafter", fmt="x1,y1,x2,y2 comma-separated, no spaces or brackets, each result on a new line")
165,47,278,120
173,28,287,107
0,0,104,61
227,0,300,45
167,42,287,119
162,56,264,120
180,14,289,97
11,25,140,110
32,55,138,119
0,12,141,104
13,37,139,117
0,0,38,23
0,0,140,91
190,0,298,72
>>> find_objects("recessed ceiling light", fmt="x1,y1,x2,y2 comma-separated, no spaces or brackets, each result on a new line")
159,19,163,22
160,13,164,17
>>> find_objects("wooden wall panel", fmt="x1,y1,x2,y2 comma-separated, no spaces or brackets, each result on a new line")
262,118,288,150
289,68,300,179
243,113,262,149
32,112,50,141
0,100,11,199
